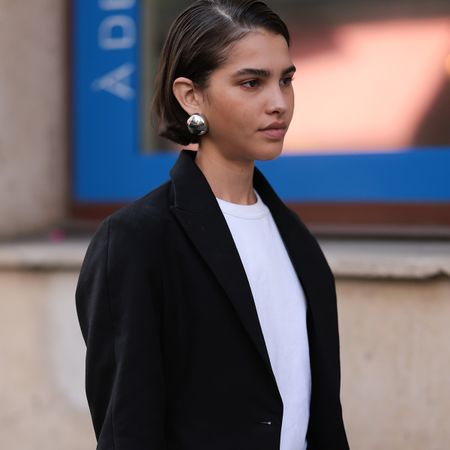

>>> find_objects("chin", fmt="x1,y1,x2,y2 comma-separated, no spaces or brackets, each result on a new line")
254,142,284,161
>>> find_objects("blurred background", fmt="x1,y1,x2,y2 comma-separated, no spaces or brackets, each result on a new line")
0,0,449,449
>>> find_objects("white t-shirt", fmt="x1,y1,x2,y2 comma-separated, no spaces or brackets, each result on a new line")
216,189,311,450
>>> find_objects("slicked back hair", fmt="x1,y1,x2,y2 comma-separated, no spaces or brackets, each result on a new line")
151,0,290,145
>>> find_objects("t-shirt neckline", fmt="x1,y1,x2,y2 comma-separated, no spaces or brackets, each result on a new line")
215,189,269,219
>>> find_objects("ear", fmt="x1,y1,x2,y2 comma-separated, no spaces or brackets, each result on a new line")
172,77,205,115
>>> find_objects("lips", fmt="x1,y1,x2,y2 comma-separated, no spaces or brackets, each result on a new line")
259,123,287,140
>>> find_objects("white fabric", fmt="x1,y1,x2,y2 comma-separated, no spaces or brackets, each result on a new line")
216,189,311,450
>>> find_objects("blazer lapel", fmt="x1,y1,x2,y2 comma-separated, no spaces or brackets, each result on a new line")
169,150,275,382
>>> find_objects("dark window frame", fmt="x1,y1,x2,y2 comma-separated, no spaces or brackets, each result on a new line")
71,0,450,237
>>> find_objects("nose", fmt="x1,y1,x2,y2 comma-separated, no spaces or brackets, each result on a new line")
265,83,289,115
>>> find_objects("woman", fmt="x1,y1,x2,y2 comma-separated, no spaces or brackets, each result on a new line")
76,1,349,449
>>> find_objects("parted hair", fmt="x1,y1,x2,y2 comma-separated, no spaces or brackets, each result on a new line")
151,0,290,146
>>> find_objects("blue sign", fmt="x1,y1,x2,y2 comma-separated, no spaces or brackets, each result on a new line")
73,0,450,203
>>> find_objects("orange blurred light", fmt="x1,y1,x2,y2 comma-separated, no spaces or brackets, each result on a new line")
284,17,450,154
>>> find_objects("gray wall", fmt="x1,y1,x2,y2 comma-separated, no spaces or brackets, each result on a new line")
1,241,449,449
0,0,68,238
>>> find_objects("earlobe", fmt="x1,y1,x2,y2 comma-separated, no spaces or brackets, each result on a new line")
172,77,203,115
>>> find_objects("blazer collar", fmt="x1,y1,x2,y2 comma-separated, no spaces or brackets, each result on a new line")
169,149,321,385
169,149,290,214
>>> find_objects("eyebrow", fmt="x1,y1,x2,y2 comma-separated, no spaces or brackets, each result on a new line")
233,65,296,78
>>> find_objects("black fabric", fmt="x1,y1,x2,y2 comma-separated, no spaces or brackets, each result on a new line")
76,149,350,450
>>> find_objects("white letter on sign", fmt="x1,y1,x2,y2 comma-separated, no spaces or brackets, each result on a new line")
91,63,135,100
99,16,136,50
99,0,135,10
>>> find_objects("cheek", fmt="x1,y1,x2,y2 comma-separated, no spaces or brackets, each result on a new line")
239,108,257,132
209,96,256,134
205,83,272,136
227,94,261,131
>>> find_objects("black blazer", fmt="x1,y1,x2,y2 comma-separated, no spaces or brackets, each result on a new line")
76,149,349,450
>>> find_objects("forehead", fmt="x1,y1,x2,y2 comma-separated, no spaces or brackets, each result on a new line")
219,29,292,74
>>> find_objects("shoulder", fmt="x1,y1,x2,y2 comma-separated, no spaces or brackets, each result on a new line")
285,204,335,273
108,179,172,233
86,180,174,266
100,178,175,244
284,203,317,242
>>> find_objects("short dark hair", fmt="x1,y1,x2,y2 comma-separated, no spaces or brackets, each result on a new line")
151,0,290,146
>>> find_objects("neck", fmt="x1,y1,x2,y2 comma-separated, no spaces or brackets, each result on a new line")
195,142,256,205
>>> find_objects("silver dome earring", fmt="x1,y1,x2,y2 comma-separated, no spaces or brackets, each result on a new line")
187,113,208,136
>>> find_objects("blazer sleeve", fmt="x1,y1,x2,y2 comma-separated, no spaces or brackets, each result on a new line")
76,213,167,450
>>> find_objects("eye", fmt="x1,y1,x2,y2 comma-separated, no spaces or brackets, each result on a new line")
241,79,259,88
280,76,294,87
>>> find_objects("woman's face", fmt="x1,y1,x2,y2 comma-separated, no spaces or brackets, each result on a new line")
199,28,295,162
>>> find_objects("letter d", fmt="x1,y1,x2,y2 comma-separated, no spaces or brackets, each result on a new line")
99,15,136,50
